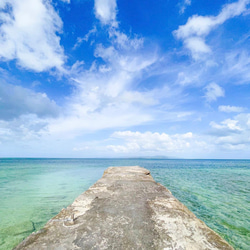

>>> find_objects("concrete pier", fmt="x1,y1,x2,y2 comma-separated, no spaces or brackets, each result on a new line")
15,166,233,249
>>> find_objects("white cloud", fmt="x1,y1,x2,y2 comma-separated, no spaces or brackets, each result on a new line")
94,1,144,51
0,0,182,143
209,113,250,150
94,44,157,73
219,105,245,113
217,0,250,22
108,29,144,50
45,42,161,136
0,114,49,143
107,131,194,153
175,0,249,38
69,114,250,158
106,130,210,157
179,0,191,14
184,37,211,59
204,82,224,102
0,81,60,120
0,0,222,158
210,119,243,132
0,0,65,72
73,26,97,50
224,50,250,84
94,0,118,27
48,106,152,137
176,71,201,86
174,0,250,59
175,16,216,39
52,38,192,138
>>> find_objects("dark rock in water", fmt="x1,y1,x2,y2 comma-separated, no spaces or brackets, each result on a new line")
14,166,233,249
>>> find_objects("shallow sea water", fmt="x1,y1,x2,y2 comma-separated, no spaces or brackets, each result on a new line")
0,158,249,249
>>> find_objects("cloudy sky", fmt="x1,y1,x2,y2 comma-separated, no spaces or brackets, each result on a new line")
0,0,249,158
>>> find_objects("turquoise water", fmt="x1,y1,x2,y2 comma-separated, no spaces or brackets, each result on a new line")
0,159,249,249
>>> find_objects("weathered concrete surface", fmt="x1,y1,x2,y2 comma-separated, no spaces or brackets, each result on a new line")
15,166,233,250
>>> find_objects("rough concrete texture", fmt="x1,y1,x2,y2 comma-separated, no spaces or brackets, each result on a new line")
15,166,233,250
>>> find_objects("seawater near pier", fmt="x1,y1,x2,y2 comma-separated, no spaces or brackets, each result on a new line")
15,166,233,250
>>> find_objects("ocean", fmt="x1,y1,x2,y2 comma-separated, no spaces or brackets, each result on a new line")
0,158,249,249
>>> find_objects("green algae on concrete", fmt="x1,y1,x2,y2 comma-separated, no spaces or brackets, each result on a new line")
15,166,233,249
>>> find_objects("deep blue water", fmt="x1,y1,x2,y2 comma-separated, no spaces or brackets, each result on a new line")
0,158,249,249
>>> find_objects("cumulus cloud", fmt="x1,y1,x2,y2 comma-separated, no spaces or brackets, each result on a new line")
204,82,224,102
106,130,212,157
0,81,60,120
0,114,49,143
94,0,118,27
210,119,243,132
0,0,65,72
107,131,194,154
209,113,250,150
219,105,245,113
174,0,250,59
184,36,211,60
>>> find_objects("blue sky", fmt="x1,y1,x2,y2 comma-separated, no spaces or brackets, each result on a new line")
0,0,250,158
